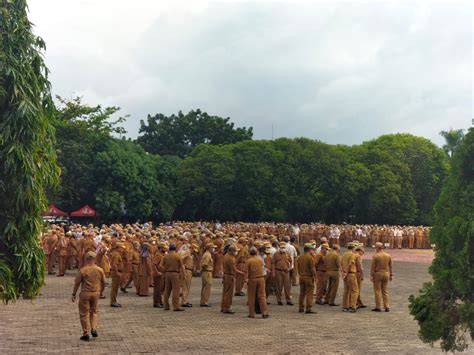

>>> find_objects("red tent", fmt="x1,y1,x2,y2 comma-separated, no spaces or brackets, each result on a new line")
44,204,68,217
70,205,97,217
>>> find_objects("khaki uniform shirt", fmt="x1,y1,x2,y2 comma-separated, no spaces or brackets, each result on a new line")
73,265,106,294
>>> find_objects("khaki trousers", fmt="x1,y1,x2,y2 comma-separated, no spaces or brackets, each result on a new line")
235,263,246,293
275,270,291,302
153,275,163,306
58,255,67,275
247,277,267,317
298,275,314,311
110,274,120,305
342,273,359,309
356,273,364,306
325,271,339,305
79,291,99,334
373,271,390,309
200,270,212,305
221,274,234,311
164,272,181,310
181,270,193,304
315,271,327,302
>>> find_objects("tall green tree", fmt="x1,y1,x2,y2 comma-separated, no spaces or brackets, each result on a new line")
136,109,253,157
440,129,465,158
0,1,59,302
409,128,473,352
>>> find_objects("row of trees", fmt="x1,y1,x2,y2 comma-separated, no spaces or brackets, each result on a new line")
50,97,450,226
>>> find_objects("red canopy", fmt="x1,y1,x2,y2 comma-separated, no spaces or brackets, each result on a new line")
44,204,68,217
70,205,97,217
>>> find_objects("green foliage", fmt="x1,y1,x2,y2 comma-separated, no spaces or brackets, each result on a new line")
409,128,473,352
136,109,253,157
0,0,59,302
440,129,465,158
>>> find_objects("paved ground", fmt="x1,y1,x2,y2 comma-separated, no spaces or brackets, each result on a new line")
0,250,470,354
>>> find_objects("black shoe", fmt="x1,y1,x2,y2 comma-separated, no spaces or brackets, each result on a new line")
358,305,367,309
181,303,193,308
120,288,128,294
80,335,90,341
91,330,98,338
48,272,56,275
305,310,317,314
173,308,184,312
371,308,381,312
110,303,122,308
316,300,325,305
277,301,283,305
262,314,270,319
200,304,211,307
385,308,390,312
163,307,170,311
223,310,235,314
328,303,339,307
348,308,357,313
299,309,304,313
100,295,106,299
286,301,294,306
235,292,245,296
342,308,349,312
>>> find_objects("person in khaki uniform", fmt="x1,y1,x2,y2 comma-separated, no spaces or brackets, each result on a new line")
72,251,106,341
221,245,244,314
408,228,415,249
297,243,316,314
354,244,366,309
235,238,248,296
125,241,140,293
314,243,329,305
244,247,269,318
324,244,341,306
370,242,393,312
161,244,185,311
152,243,166,308
56,233,69,276
109,243,124,307
120,238,132,293
415,227,424,249
137,242,152,297
67,232,79,270
200,243,215,307
44,232,58,274
341,242,359,313
290,236,300,286
271,242,293,306
181,243,198,307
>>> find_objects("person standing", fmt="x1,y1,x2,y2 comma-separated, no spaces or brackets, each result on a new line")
370,242,393,312
181,243,198,307
161,244,185,311
137,242,152,297
109,242,124,307
354,244,366,309
56,232,69,276
272,242,293,306
297,243,317,314
245,247,269,318
324,244,341,306
341,242,358,313
314,243,329,305
220,245,244,314
200,243,215,307
289,236,300,286
151,243,166,308
72,251,106,341
235,237,248,296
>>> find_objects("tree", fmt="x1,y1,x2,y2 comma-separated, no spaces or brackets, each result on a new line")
136,109,253,157
409,128,473,352
0,1,59,302
440,129,465,158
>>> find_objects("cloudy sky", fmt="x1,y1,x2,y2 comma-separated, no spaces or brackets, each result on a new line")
29,0,472,146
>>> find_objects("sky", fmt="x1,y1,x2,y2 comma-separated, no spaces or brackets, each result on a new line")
28,0,473,146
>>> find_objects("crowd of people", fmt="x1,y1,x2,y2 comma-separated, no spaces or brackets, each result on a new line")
42,222,416,340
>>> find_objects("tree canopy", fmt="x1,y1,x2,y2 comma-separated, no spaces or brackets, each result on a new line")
409,128,473,352
440,128,465,158
136,109,253,157
0,0,59,302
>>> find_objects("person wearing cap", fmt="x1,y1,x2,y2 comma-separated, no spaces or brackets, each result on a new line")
56,232,69,276
161,243,186,311
289,236,300,286
151,242,167,308
324,244,341,306
213,233,224,279
67,232,79,270
244,247,269,318
180,243,198,307
272,241,293,306
370,242,393,312
200,242,215,307
72,251,106,341
234,238,248,296
137,242,152,297
341,242,359,313
354,244,366,309
221,244,244,314
123,241,140,293
297,243,317,314
314,243,329,305
109,243,124,307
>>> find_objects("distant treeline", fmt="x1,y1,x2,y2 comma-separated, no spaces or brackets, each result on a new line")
49,97,449,225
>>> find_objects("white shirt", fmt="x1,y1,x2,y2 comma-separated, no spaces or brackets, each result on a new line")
285,243,297,269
